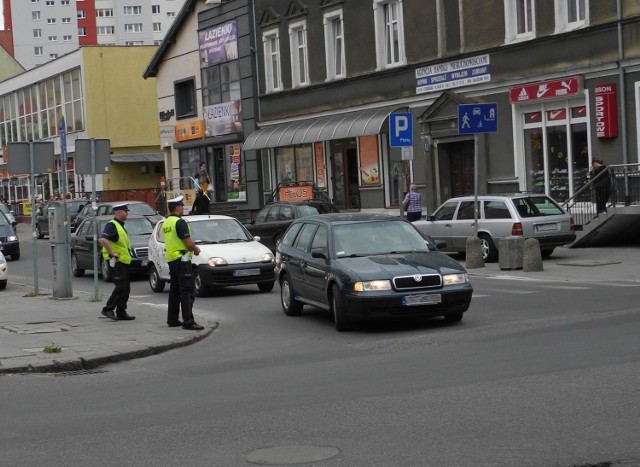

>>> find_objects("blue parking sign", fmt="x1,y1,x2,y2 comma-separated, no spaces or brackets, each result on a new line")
458,103,497,134
390,112,413,147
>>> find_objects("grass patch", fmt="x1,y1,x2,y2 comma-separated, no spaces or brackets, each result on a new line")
43,344,62,353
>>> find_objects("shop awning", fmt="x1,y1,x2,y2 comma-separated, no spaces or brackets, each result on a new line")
242,105,406,151
110,153,165,163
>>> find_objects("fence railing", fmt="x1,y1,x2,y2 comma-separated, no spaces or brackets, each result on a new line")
562,163,640,229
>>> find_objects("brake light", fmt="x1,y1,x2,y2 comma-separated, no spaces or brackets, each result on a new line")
511,222,523,236
570,217,576,231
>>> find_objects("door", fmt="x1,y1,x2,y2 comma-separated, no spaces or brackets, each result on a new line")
303,225,329,305
449,141,474,198
330,139,358,210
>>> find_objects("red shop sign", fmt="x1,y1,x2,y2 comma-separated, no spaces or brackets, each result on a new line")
594,83,618,138
510,76,581,103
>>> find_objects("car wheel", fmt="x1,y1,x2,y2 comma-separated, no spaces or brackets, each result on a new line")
331,284,352,332
101,259,113,282
478,233,498,263
444,312,464,323
35,225,44,239
194,268,208,297
280,274,303,316
148,264,165,293
541,248,555,259
0,279,7,290
71,253,85,277
258,281,275,293
9,250,20,261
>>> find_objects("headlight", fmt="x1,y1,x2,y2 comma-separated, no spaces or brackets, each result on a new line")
7,235,17,242
353,280,392,292
442,273,468,285
261,252,274,263
207,257,228,266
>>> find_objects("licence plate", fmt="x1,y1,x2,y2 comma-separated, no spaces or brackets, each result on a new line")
535,223,558,232
402,293,441,306
234,268,260,277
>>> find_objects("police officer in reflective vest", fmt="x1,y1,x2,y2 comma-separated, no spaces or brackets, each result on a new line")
99,202,135,321
164,195,203,330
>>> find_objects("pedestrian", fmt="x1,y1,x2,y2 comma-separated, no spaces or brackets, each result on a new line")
403,183,423,222
163,195,204,330
191,188,210,215
99,202,135,321
197,162,210,193
589,158,611,216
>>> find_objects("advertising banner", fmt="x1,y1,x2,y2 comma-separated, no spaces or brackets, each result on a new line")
203,101,243,136
198,21,238,68
359,135,380,185
509,76,581,103
416,54,490,94
594,84,618,138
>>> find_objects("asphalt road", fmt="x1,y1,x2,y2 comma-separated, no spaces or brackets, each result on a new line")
2,226,640,467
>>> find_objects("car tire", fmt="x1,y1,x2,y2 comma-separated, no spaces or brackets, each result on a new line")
331,284,352,332
0,279,6,290
478,233,498,263
148,264,165,293
541,248,555,259
280,274,303,316
101,259,113,282
9,250,20,261
35,225,44,239
71,253,85,277
194,268,208,297
258,281,275,293
444,312,464,323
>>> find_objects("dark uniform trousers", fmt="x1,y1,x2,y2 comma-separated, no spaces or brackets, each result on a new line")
167,259,196,325
102,262,131,316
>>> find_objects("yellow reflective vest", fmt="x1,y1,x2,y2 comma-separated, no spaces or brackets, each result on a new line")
101,219,132,265
163,215,191,262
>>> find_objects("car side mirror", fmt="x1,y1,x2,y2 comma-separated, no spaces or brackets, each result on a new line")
426,215,436,221
11,221,17,228
433,240,447,250
311,248,328,260
253,235,261,242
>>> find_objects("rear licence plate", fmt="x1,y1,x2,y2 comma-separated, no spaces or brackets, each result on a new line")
535,223,558,232
402,294,441,306
234,268,260,277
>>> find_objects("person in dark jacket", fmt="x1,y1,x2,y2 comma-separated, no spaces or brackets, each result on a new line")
191,189,210,215
589,158,611,216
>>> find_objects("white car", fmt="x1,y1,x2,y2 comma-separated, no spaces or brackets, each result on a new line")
148,214,276,296
0,251,8,290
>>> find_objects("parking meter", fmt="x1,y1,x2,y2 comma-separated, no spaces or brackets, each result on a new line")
49,203,72,298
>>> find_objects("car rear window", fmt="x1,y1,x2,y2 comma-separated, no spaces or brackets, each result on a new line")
297,205,321,217
484,201,512,219
513,196,565,217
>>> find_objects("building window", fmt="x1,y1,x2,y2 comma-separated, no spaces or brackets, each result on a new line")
174,77,197,119
152,5,160,14
97,26,115,35
124,5,142,15
48,36,57,41
49,54,58,60
62,17,71,23
124,23,143,33
125,41,144,46
32,11,41,20
167,12,176,18
555,0,588,32
288,20,309,88
45,0,55,6
201,61,241,106
505,0,536,42
323,9,346,80
63,35,72,41
34,29,42,38
96,8,114,17
61,0,69,4
77,10,86,19
262,29,282,93
373,0,406,70
34,46,44,56
47,18,56,24
153,22,162,32
78,27,87,36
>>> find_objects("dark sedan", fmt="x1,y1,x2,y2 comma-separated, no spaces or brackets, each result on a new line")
74,200,163,230
0,210,20,260
70,215,154,282
276,214,473,331
246,200,338,251
35,199,88,238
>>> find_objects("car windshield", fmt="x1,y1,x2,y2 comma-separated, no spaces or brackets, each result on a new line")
333,221,434,257
297,205,321,216
189,219,252,244
0,204,8,214
67,200,87,213
98,217,154,235
127,203,156,216
0,212,9,226
513,196,565,217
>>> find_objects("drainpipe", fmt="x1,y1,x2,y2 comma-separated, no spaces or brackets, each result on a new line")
617,0,630,204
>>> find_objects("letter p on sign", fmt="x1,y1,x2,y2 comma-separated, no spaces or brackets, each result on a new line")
390,112,413,147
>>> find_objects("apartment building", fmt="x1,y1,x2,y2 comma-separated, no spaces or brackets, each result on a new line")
1,0,185,70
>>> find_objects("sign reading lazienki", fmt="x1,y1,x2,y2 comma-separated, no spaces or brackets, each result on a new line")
203,101,243,136
416,54,490,94
198,20,238,68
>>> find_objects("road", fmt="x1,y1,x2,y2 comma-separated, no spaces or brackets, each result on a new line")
2,226,640,467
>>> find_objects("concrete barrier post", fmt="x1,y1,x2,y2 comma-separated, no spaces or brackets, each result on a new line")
465,236,485,269
523,238,544,272
499,237,524,270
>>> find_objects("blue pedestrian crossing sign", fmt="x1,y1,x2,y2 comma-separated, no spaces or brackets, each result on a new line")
458,103,497,134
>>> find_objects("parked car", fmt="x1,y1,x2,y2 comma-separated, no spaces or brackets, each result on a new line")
0,203,17,228
0,210,20,260
414,193,576,262
70,215,154,281
35,199,88,238
276,213,473,331
0,251,8,289
148,215,276,296
74,201,162,230
246,200,339,251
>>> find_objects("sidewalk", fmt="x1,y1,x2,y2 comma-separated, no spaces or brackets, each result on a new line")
0,282,216,375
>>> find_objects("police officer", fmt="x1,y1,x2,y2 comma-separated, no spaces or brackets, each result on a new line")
164,195,203,330
99,202,135,321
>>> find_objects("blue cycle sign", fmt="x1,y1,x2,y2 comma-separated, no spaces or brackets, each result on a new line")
458,103,498,134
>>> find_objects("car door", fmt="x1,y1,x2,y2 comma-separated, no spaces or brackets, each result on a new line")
451,201,479,249
420,201,459,251
149,220,170,280
249,206,274,248
74,219,97,270
303,224,330,305
286,222,317,299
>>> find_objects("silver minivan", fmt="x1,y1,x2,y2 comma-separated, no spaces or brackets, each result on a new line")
414,193,576,262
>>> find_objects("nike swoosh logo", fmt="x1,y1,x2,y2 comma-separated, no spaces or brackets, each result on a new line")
537,85,549,98
549,110,563,119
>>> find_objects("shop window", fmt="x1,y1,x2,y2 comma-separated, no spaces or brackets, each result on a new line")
201,62,240,106
275,145,313,183
174,77,196,119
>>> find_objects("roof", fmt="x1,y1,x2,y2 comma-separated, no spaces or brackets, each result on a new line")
183,214,236,222
296,213,403,224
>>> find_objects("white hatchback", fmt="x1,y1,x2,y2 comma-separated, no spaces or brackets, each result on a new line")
0,251,8,290
148,215,276,296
